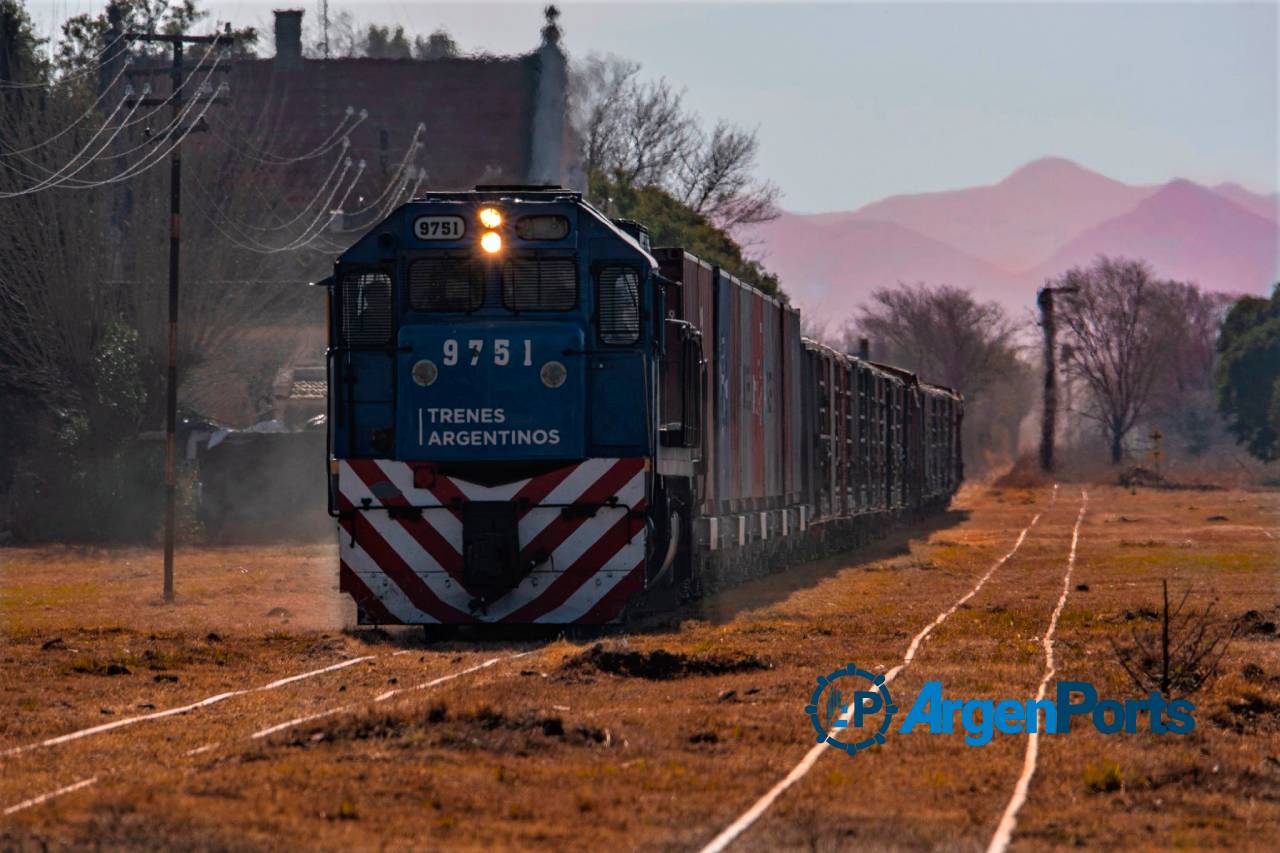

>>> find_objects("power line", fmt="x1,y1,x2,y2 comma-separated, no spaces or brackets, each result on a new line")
0,90,142,197
191,158,367,254
313,165,425,253
0,79,228,195
0,28,130,89
206,106,366,165
0,43,227,194
328,124,423,225
194,139,351,234
0,54,134,156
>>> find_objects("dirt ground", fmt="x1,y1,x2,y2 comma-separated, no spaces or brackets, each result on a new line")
1,482,1277,851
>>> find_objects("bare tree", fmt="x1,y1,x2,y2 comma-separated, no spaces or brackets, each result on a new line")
1146,282,1232,455
844,283,1031,469
614,75,694,189
570,54,639,183
846,283,1019,397
0,23,331,434
678,120,780,228
1053,257,1172,464
569,52,778,229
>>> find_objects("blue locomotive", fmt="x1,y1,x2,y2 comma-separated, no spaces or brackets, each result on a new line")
324,187,962,625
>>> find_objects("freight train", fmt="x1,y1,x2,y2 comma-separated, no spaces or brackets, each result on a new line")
322,187,963,625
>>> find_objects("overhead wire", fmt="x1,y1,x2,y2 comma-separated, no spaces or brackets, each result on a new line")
0,90,143,197
4,38,221,176
199,139,352,233
326,123,424,228
192,158,367,254
2,79,226,197
0,53,135,156
271,161,367,252
311,164,425,253
189,151,353,246
206,106,366,165
0,44,228,194
0,29,130,90
67,84,227,188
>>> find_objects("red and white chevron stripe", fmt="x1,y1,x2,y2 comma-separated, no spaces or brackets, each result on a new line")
336,458,649,624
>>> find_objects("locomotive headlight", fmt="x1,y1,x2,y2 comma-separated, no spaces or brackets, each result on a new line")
411,359,438,387
480,231,502,254
478,207,503,229
540,360,567,388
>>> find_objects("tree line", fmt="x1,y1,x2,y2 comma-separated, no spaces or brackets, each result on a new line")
0,1,787,541
831,260,1278,472
2,0,1275,546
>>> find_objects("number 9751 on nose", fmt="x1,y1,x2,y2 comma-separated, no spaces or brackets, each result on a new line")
440,338,534,367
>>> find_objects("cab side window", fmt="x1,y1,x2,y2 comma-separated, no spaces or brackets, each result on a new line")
597,266,640,345
341,272,393,346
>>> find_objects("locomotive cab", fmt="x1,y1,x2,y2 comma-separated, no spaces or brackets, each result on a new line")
332,189,658,463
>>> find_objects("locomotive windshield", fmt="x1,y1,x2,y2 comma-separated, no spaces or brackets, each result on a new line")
501,256,577,311
408,257,481,312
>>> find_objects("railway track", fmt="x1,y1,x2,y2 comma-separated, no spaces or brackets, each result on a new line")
3,484,1274,848
987,490,1088,853
699,485,1062,852
0,644,544,817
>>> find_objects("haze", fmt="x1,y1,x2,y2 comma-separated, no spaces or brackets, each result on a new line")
25,1,1278,213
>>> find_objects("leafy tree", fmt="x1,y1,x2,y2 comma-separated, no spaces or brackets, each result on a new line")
1215,284,1280,462
0,0,314,541
414,29,458,60
592,172,781,296
0,0,49,84
362,24,411,59
1145,282,1232,456
572,53,782,294
57,1,257,71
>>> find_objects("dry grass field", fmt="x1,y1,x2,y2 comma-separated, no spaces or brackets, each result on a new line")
1,482,1276,851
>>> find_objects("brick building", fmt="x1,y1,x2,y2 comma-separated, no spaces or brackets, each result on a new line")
224,9,580,216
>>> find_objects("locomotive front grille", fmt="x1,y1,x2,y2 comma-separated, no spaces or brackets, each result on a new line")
461,501,525,607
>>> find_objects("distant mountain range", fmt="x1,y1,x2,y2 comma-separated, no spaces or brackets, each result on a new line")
744,157,1279,322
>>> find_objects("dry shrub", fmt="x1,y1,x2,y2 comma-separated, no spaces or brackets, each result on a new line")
560,642,769,680
1083,759,1124,793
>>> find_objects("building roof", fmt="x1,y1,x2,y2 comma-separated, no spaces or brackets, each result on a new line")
212,11,577,220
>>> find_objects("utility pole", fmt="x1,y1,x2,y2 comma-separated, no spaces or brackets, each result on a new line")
1038,285,1078,472
125,26,235,602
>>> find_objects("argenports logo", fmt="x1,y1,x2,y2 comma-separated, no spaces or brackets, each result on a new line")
806,668,1196,756
804,664,898,755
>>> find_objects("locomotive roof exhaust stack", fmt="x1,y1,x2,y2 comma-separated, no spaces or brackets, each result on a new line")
611,218,651,251
859,337,870,360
